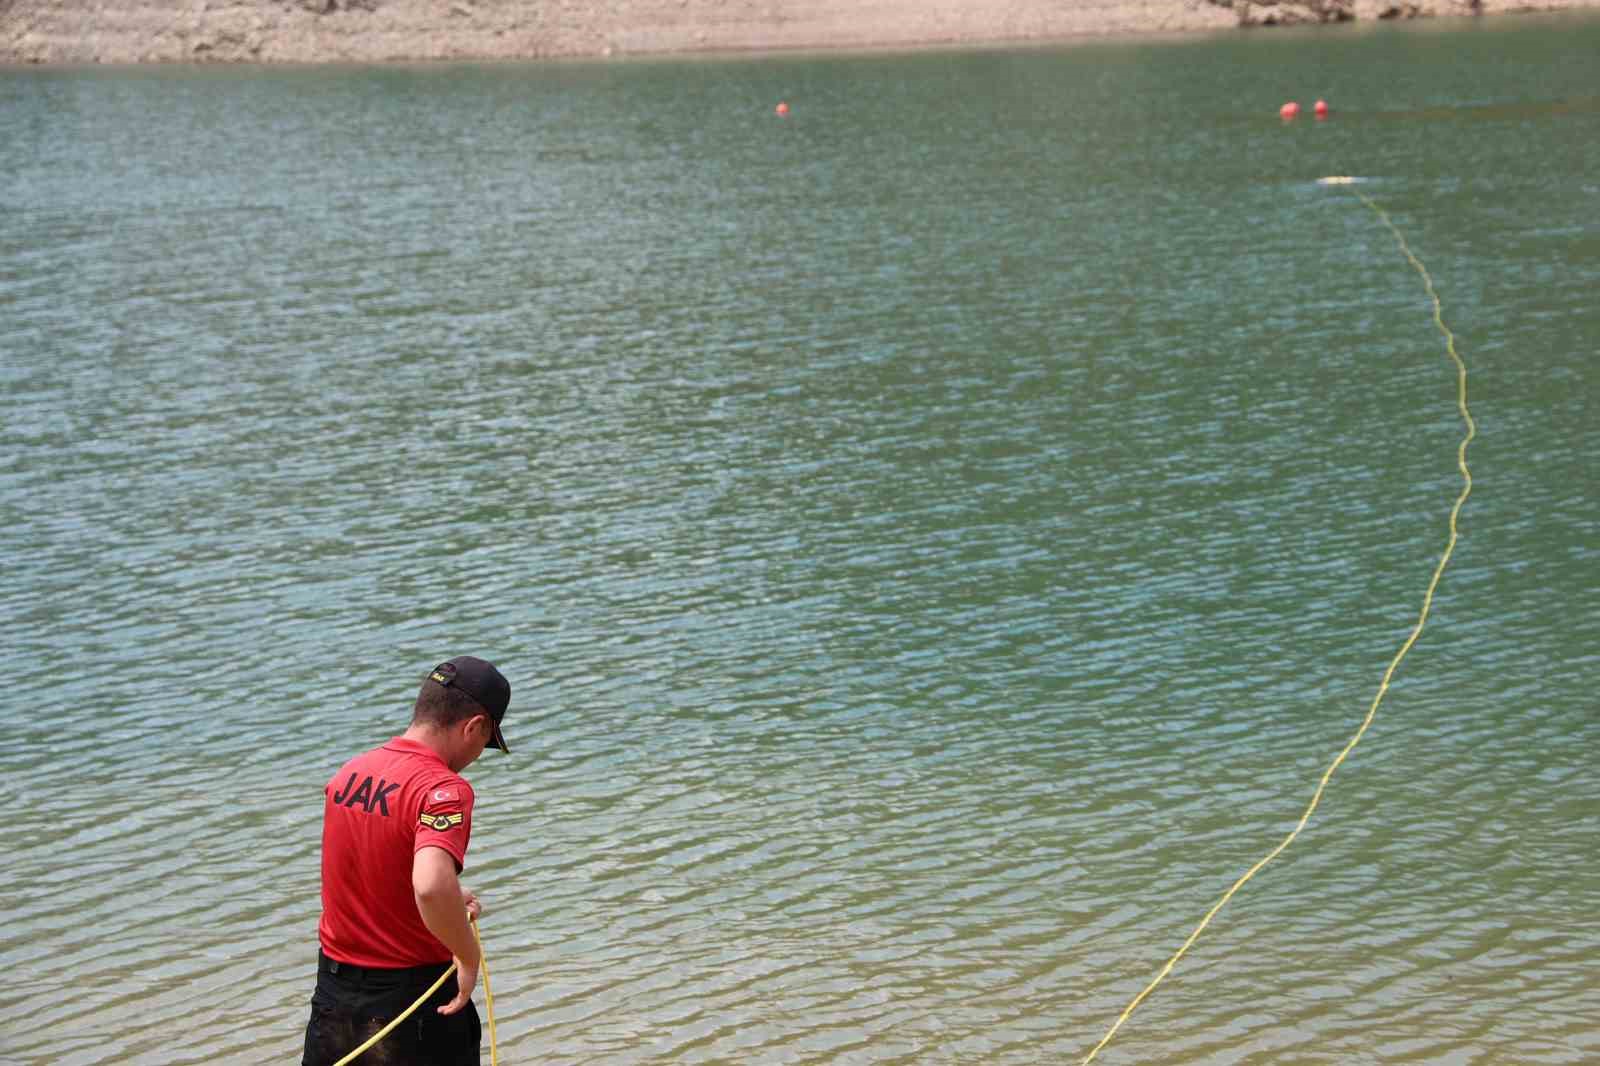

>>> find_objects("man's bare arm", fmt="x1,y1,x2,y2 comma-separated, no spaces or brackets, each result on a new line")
413,845,480,1015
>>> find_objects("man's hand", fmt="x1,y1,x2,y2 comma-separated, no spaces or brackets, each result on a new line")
438,952,479,1015
462,887,482,921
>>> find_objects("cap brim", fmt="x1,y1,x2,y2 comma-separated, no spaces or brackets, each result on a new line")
489,718,510,754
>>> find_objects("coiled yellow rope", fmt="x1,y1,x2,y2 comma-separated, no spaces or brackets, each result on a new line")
1080,185,1476,1063
331,915,500,1066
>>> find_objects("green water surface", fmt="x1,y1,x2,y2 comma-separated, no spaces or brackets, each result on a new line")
2,15,1598,1065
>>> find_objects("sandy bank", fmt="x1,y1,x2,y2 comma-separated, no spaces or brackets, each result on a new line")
4,0,1599,65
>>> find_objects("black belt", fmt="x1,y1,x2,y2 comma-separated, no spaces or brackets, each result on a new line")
318,949,450,983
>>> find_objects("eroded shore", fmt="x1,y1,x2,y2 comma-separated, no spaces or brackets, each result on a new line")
5,0,1600,65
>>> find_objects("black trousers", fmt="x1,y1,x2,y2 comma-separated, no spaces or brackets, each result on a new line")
302,950,480,1066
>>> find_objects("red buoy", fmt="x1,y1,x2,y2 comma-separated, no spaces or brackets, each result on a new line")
1280,101,1301,120
1314,98,1330,119
775,101,790,117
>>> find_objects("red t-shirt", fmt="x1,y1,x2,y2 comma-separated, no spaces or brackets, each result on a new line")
317,736,475,968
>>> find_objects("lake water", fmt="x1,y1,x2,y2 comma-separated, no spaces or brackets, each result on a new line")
3,14,1599,1065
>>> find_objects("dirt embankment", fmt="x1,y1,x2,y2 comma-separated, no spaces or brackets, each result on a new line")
3,0,1597,64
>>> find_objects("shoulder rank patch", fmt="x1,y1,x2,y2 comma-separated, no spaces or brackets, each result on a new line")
419,812,465,831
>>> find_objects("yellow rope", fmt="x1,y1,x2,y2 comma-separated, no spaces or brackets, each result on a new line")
480,918,500,1066
331,916,501,1066
1079,186,1476,1064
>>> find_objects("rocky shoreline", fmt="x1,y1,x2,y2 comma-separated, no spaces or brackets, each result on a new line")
4,0,1599,65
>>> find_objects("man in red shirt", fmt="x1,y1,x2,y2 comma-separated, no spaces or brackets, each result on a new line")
302,656,511,1066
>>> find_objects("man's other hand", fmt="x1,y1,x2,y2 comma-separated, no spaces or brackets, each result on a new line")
438,953,479,1015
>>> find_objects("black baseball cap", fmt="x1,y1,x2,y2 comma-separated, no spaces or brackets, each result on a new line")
426,656,511,753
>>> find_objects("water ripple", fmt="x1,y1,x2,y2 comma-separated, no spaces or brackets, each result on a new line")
7,29,1600,1066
